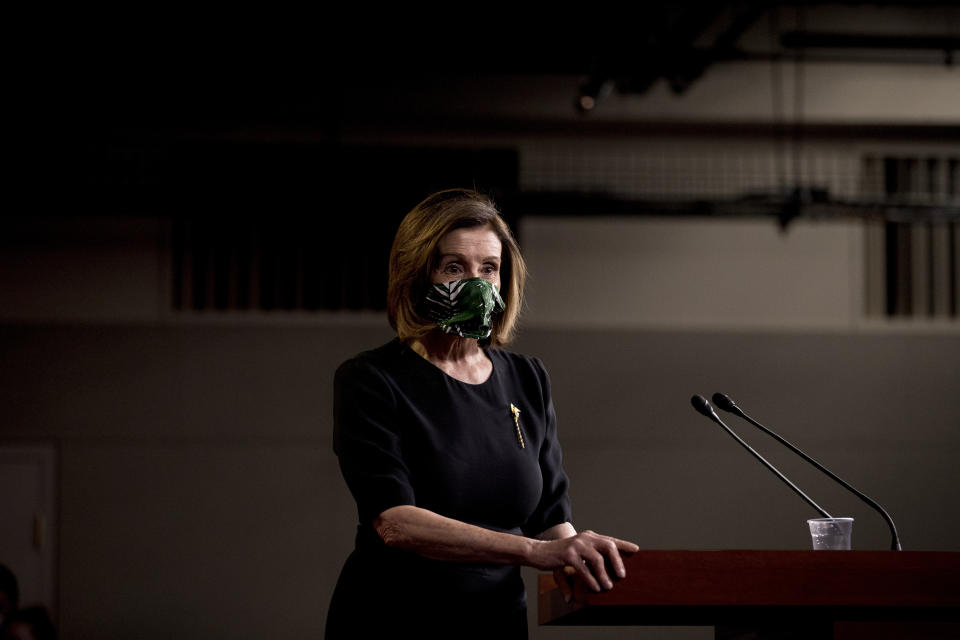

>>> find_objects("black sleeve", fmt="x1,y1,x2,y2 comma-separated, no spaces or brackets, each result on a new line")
333,358,416,525
522,357,573,537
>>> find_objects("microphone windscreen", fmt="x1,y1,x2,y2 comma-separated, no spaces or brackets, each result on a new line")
712,393,737,412
690,395,713,418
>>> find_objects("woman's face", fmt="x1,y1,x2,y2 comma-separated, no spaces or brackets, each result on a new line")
432,225,502,289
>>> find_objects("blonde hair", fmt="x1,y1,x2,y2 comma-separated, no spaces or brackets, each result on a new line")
387,189,527,346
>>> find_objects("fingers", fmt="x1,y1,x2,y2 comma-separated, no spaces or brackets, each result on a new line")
605,539,627,580
566,535,612,592
601,536,641,580
588,530,640,554
572,553,603,593
612,536,641,554
583,548,614,591
573,532,639,591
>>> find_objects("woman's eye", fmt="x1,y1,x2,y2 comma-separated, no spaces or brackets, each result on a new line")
444,263,462,274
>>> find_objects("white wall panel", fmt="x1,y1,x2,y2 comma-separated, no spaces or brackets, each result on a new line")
520,217,864,330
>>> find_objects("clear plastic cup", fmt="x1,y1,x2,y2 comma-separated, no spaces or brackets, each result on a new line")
807,517,854,550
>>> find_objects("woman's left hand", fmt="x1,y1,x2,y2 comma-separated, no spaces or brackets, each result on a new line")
530,527,639,598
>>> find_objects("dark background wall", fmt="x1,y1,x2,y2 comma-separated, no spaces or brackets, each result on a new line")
1,322,957,638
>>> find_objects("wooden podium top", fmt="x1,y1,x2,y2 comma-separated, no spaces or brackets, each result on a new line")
539,550,960,627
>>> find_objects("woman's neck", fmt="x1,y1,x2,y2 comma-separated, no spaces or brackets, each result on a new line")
409,331,493,384
411,331,482,363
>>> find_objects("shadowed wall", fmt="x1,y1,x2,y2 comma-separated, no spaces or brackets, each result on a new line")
1,323,956,638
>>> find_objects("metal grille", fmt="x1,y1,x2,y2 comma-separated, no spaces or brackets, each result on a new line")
864,154,960,318
520,141,863,201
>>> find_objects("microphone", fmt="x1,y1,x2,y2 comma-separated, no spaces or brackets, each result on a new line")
712,392,902,551
690,395,831,518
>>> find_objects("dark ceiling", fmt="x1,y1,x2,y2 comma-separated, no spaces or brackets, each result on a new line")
64,1,958,129
45,1,957,226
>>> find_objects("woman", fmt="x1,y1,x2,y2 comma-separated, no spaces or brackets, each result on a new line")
326,189,637,638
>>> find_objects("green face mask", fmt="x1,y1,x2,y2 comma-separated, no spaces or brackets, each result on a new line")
422,277,505,340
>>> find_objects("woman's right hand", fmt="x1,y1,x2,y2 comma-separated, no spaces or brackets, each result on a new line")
529,530,639,595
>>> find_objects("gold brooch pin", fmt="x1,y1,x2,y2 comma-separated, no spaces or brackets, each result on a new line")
510,403,525,449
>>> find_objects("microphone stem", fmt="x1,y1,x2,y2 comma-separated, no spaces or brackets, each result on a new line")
736,408,902,551
710,413,832,518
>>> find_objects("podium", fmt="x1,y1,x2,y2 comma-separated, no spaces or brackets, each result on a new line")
539,550,960,639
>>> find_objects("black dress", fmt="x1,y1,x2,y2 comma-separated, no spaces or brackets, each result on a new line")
325,339,572,638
